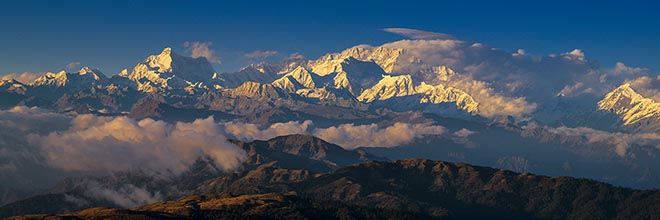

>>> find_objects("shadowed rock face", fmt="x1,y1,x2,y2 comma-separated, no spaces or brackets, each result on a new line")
10,159,660,220
193,159,660,219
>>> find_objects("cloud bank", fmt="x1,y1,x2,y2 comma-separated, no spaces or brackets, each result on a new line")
314,122,446,149
365,39,541,117
547,126,660,156
35,115,246,174
224,120,314,141
223,121,445,149
82,181,163,208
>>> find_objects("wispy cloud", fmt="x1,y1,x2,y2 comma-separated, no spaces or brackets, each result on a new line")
382,28,456,40
244,50,279,59
66,61,81,70
0,72,41,84
183,41,221,64
546,126,660,156
288,52,305,60
84,181,163,208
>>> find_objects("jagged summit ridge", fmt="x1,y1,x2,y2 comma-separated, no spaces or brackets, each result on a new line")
357,74,416,102
1,45,482,117
31,67,107,89
598,83,660,131
120,47,216,93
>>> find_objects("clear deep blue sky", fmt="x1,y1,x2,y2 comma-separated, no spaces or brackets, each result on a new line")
0,0,658,75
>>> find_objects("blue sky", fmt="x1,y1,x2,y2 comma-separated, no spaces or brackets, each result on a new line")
0,0,658,75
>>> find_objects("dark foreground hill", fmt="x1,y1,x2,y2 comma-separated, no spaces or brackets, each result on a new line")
0,134,384,218
8,159,660,220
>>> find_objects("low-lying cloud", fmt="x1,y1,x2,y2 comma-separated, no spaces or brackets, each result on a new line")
314,123,446,149
224,120,314,141
547,126,660,156
84,182,163,208
35,115,246,175
223,121,445,149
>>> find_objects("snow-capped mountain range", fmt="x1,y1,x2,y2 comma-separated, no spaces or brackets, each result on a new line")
1,39,659,132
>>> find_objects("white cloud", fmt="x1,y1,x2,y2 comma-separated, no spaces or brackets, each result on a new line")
453,128,476,138
223,120,313,141
512,49,526,57
0,107,74,197
223,120,445,150
627,76,653,89
365,39,604,112
288,53,305,60
1,72,42,84
84,181,162,208
558,82,587,97
447,75,538,117
183,41,221,64
380,39,465,74
313,123,445,149
382,28,456,40
245,50,279,59
614,62,647,75
451,128,477,148
0,106,71,134
35,115,246,174
372,39,543,117
562,49,586,62
547,126,660,156
624,76,660,102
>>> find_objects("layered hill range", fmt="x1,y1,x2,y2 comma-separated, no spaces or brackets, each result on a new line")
8,157,660,220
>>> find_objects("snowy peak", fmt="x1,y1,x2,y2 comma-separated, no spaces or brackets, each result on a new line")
309,46,402,75
600,83,644,104
416,82,479,113
365,46,403,73
230,81,283,99
123,47,216,92
305,56,386,96
355,74,479,114
357,74,415,102
433,65,456,81
296,88,337,100
598,83,660,129
32,71,68,87
0,78,28,95
31,67,107,88
77,67,107,81
147,47,175,72
334,46,402,73
214,64,279,88
288,66,316,88
271,66,316,93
